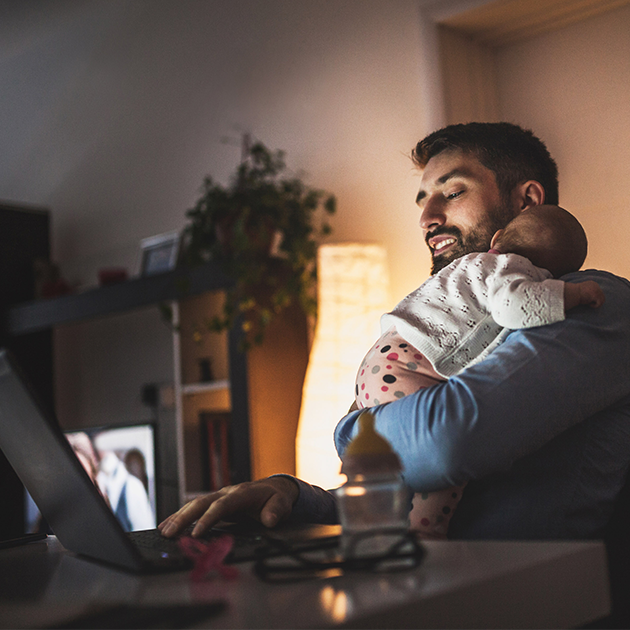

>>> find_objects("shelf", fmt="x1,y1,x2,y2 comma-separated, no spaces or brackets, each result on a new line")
7,261,234,335
181,379,230,395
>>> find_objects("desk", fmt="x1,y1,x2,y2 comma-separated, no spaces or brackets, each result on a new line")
0,536,610,629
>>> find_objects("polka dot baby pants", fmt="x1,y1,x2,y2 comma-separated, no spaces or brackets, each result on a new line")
354,327,466,539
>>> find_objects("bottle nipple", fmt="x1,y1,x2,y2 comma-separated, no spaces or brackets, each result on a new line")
345,410,395,455
341,410,402,475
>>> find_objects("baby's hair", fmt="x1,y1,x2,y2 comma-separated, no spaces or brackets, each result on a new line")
493,205,587,278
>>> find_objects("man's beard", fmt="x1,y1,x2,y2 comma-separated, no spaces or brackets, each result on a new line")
428,201,516,275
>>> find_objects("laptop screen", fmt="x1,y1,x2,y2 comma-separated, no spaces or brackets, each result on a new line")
25,423,157,533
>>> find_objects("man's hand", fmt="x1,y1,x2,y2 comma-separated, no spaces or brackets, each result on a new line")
564,280,605,311
158,476,299,538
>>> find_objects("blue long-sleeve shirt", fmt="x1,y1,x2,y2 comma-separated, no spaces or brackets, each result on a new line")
289,269,630,540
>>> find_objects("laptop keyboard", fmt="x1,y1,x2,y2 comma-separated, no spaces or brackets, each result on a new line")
128,526,270,564
128,523,343,570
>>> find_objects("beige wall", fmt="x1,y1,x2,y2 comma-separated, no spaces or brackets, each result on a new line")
0,1,432,428
11,0,626,434
494,4,630,278
1,0,431,304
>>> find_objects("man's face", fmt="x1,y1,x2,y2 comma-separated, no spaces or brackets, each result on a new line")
416,149,518,274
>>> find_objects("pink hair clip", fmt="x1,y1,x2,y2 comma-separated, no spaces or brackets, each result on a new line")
178,535,239,582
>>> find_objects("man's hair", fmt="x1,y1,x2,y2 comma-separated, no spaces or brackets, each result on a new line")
412,122,559,205
494,205,587,278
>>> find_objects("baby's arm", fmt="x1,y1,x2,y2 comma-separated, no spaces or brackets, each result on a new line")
487,255,605,328
564,280,605,311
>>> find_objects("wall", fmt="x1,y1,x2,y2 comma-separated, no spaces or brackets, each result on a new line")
494,3,630,279
438,25,498,124
4,0,627,456
0,0,433,429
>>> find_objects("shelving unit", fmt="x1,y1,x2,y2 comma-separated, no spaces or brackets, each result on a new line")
7,260,311,513
171,287,311,502
6,262,252,512
172,291,238,503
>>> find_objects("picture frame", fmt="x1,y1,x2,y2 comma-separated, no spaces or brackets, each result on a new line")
138,231,181,277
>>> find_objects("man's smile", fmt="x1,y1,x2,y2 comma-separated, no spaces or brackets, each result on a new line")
428,234,457,256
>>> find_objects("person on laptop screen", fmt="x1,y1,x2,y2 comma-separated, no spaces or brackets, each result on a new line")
26,429,155,534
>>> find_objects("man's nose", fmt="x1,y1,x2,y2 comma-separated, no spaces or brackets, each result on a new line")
419,195,446,232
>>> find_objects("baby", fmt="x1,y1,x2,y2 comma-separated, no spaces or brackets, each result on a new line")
355,205,604,538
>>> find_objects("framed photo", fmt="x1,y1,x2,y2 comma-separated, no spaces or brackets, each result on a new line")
138,231,180,277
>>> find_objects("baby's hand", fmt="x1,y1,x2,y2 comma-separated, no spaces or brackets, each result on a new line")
564,280,605,311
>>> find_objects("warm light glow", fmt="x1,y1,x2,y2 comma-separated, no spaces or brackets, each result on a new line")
296,243,390,490
344,486,367,497
331,591,349,624
320,585,350,624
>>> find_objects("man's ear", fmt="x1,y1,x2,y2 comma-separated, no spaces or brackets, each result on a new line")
514,180,545,212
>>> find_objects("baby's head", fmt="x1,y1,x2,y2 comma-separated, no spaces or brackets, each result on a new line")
490,205,587,278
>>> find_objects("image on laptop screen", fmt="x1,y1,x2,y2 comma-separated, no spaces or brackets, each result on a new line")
25,423,157,533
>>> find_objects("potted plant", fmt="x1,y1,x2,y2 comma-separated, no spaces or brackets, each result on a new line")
181,139,336,348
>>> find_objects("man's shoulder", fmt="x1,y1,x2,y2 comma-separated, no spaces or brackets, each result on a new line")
564,268,630,288
563,269,630,322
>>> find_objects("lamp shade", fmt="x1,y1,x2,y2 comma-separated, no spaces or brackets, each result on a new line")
295,243,390,490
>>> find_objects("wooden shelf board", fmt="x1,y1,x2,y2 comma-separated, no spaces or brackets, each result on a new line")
7,261,233,335
181,379,230,395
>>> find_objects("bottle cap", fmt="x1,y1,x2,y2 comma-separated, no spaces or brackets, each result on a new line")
341,410,402,476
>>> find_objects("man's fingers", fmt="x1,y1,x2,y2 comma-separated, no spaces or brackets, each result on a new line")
159,493,218,537
159,477,300,538
191,483,269,536
259,476,299,527
260,491,292,528
191,494,239,537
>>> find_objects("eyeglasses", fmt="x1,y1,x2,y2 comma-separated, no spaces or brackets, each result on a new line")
253,529,426,583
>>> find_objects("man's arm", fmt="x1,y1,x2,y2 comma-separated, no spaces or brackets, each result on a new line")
335,270,630,492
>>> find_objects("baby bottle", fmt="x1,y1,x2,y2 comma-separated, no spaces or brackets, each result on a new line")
335,410,410,559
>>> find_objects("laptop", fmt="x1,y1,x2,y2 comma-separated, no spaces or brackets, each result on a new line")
0,349,340,573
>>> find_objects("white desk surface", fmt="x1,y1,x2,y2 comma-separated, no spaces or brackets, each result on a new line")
0,535,610,629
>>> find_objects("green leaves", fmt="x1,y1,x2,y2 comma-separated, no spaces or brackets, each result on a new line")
182,140,336,349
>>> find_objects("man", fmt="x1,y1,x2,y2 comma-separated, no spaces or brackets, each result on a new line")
160,122,630,541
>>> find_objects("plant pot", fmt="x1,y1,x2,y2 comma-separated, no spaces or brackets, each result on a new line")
215,215,275,258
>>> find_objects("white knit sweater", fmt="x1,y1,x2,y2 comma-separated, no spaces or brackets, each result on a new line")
381,252,566,377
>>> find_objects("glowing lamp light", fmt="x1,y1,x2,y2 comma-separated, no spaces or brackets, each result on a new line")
295,243,390,490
